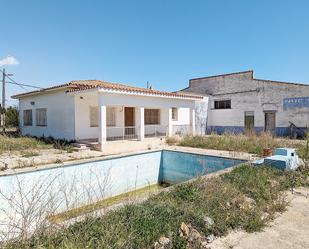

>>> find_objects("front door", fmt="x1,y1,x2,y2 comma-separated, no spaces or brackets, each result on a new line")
124,107,135,136
264,111,276,135
244,111,254,134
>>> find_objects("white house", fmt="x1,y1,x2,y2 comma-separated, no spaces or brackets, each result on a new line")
12,80,208,150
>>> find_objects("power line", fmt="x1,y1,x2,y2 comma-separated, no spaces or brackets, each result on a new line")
0,68,43,90
7,81,38,91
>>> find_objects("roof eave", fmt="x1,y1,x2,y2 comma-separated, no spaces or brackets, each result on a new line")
67,87,203,100
11,85,70,99
97,88,203,100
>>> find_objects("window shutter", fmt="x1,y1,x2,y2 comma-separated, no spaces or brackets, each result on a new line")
106,107,116,127
36,108,47,126
144,109,160,125
23,109,33,126
90,106,99,127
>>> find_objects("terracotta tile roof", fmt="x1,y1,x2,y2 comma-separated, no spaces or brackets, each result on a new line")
12,80,204,100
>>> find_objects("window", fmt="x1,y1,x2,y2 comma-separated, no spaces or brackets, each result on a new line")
172,107,178,121
90,106,116,127
144,109,160,125
107,107,116,127
90,106,98,127
23,109,32,126
214,100,231,109
36,108,47,126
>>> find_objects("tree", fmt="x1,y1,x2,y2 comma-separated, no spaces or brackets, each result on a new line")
5,106,19,127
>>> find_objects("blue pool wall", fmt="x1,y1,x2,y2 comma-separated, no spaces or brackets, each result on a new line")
0,150,245,217
160,150,245,184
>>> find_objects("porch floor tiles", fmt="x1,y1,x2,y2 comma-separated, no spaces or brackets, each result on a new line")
100,137,168,155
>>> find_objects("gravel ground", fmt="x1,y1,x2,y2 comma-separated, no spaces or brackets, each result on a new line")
210,187,309,249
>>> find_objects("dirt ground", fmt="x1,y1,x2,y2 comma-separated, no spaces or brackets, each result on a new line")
0,138,167,170
210,187,309,249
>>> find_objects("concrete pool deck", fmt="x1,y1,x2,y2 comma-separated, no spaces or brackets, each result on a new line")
0,137,167,171
0,145,254,177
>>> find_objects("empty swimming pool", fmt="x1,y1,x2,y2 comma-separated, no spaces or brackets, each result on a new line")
0,150,245,226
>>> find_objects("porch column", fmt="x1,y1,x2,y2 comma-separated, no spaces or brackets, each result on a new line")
99,105,107,150
167,108,173,136
190,108,196,136
137,107,145,141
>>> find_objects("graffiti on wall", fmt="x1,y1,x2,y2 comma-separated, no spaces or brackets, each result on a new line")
283,97,309,110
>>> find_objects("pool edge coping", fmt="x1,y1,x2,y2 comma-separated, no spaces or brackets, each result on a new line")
0,146,254,177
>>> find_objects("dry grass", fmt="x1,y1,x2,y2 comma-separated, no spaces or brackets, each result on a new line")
178,133,305,156
0,135,52,154
165,136,180,145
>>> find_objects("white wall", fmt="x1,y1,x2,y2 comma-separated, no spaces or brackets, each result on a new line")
74,93,99,140
170,108,190,125
19,90,201,141
19,90,75,140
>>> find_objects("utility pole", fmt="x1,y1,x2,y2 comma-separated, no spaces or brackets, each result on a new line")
1,69,13,133
1,68,5,133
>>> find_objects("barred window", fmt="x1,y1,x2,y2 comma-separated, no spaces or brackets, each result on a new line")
106,107,116,127
172,107,178,121
144,109,160,125
36,108,47,126
23,109,32,126
90,106,98,127
214,100,231,109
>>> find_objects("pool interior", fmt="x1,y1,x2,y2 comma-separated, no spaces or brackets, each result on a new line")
160,150,246,184
49,150,245,223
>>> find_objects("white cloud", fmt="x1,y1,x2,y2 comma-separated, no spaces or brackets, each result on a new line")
0,56,19,67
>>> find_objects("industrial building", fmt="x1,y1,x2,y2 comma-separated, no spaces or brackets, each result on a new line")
181,70,309,137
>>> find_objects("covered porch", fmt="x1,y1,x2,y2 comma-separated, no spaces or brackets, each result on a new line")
98,105,195,141
71,86,202,151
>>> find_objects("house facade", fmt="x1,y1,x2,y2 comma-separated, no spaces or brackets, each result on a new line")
12,80,207,150
181,70,309,136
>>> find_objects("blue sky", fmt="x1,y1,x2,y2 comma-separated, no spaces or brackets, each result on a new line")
1,0,309,105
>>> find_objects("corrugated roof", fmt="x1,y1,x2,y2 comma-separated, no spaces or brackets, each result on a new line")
12,80,204,100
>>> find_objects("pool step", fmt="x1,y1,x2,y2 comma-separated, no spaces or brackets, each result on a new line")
71,142,91,151
71,140,99,151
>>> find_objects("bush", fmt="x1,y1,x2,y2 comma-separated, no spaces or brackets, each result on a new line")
166,136,180,145
5,106,19,128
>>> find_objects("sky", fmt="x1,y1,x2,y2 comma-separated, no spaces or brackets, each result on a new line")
1,0,309,106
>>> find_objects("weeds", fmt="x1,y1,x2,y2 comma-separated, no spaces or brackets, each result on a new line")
54,159,63,164
0,135,51,154
179,134,305,155
166,136,179,146
3,164,305,249
21,151,40,158
0,135,74,155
